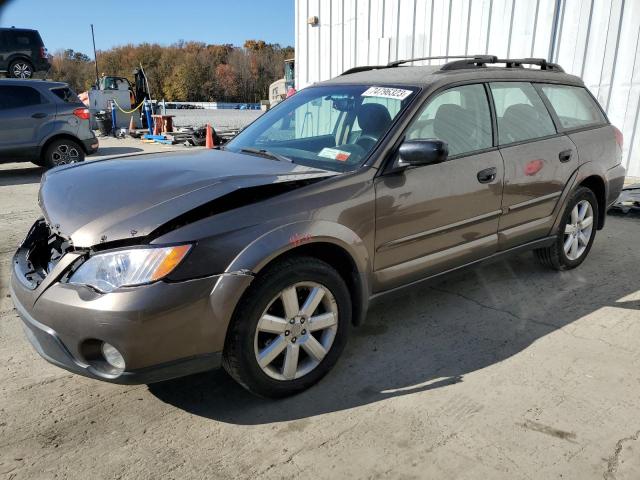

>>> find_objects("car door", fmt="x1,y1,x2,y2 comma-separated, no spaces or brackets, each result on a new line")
489,82,577,250
373,83,504,291
0,85,56,160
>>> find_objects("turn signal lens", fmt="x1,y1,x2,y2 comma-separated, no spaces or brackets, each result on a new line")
151,245,191,281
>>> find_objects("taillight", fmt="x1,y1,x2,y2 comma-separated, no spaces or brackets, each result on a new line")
73,107,90,120
40,46,48,59
613,126,624,149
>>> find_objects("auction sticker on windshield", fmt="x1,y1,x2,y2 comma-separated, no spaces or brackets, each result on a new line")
362,86,413,100
318,147,351,162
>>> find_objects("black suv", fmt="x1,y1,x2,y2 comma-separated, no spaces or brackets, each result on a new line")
0,27,50,78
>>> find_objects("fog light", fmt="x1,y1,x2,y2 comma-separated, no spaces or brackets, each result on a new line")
101,342,125,371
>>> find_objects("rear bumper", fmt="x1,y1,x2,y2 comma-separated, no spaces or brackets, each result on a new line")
606,163,626,208
35,59,51,73
82,137,99,155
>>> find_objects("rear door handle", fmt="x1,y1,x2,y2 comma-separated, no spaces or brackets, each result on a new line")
31,112,47,119
477,167,497,183
558,149,573,162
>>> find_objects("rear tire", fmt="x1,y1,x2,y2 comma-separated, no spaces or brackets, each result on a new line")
9,59,33,79
43,139,85,168
223,256,351,398
535,186,598,270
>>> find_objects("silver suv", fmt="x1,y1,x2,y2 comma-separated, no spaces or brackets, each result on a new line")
0,79,98,168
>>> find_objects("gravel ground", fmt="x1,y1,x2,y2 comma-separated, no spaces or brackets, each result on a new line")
1,151,640,478
168,109,263,130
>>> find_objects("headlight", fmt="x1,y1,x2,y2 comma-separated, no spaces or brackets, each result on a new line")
69,245,191,293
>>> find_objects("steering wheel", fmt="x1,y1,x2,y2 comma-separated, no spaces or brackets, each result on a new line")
355,134,379,152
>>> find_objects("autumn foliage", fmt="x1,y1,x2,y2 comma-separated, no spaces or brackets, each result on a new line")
49,40,294,102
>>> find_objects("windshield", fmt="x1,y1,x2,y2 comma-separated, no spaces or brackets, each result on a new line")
226,84,419,172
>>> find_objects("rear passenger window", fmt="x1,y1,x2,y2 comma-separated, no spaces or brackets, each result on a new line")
405,84,492,156
540,84,606,129
0,86,45,109
490,82,556,145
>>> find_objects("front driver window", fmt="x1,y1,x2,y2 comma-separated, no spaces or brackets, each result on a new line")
405,84,492,156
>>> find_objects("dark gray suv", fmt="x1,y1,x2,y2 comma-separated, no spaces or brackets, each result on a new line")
10,56,625,398
0,79,98,167
0,28,51,78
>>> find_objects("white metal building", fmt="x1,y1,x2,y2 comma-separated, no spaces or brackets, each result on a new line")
295,0,640,176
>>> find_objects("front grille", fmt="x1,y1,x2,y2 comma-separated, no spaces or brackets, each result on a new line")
21,220,74,287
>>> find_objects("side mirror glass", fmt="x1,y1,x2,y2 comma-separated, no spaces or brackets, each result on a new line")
395,139,448,169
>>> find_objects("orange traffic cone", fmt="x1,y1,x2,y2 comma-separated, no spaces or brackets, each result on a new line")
128,115,137,132
205,123,215,149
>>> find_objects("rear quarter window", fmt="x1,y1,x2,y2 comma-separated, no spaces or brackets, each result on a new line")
51,87,81,104
8,31,33,46
540,84,607,129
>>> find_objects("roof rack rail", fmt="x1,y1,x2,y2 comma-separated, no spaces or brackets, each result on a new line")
440,56,564,72
340,55,496,76
387,55,495,67
340,55,564,76
340,65,388,76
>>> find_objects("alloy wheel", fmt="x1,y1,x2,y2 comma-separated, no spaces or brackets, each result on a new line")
51,144,80,165
563,199,594,261
254,282,338,381
12,62,32,78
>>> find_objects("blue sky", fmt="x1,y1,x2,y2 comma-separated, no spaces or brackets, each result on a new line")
0,0,295,54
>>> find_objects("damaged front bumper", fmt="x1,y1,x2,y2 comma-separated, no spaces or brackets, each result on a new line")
10,221,253,385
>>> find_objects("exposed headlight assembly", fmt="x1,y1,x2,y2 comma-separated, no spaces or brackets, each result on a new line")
69,245,191,293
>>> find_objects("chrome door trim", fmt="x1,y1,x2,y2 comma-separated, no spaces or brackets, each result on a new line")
507,191,562,212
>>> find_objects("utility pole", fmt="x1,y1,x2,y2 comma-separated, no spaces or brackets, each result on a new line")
91,24,99,86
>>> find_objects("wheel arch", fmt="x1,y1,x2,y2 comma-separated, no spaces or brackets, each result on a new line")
39,133,88,162
226,221,372,326
7,54,33,66
578,175,606,229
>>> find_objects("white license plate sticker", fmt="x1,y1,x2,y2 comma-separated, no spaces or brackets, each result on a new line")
318,147,351,162
361,86,413,100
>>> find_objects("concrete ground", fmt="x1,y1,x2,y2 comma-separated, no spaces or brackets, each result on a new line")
1,143,639,479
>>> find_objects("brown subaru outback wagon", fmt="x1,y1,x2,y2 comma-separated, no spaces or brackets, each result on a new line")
11,56,626,397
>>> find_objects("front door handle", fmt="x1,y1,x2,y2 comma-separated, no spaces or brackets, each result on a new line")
31,112,47,119
558,149,573,162
477,167,497,183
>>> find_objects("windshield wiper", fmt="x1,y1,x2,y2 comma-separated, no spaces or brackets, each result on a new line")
240,147,293,163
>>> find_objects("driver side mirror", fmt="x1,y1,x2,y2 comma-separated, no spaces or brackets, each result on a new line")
395,139,448,169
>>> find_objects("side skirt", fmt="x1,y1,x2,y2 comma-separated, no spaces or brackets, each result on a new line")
368,235,556,304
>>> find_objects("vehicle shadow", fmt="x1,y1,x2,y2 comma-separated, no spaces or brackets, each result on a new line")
95,146,144,157
0,165,45,186
149,245,640,424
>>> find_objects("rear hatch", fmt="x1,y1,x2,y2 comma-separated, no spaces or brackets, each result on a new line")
50,86,86,137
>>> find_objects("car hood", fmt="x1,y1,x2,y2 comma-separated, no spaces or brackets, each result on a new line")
39,149,336,248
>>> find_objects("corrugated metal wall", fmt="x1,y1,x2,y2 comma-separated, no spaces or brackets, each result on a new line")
295,0,640,176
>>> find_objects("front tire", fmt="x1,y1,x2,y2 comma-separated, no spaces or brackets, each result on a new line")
535,186,598,270
43,139,85,168
223,256,351,398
